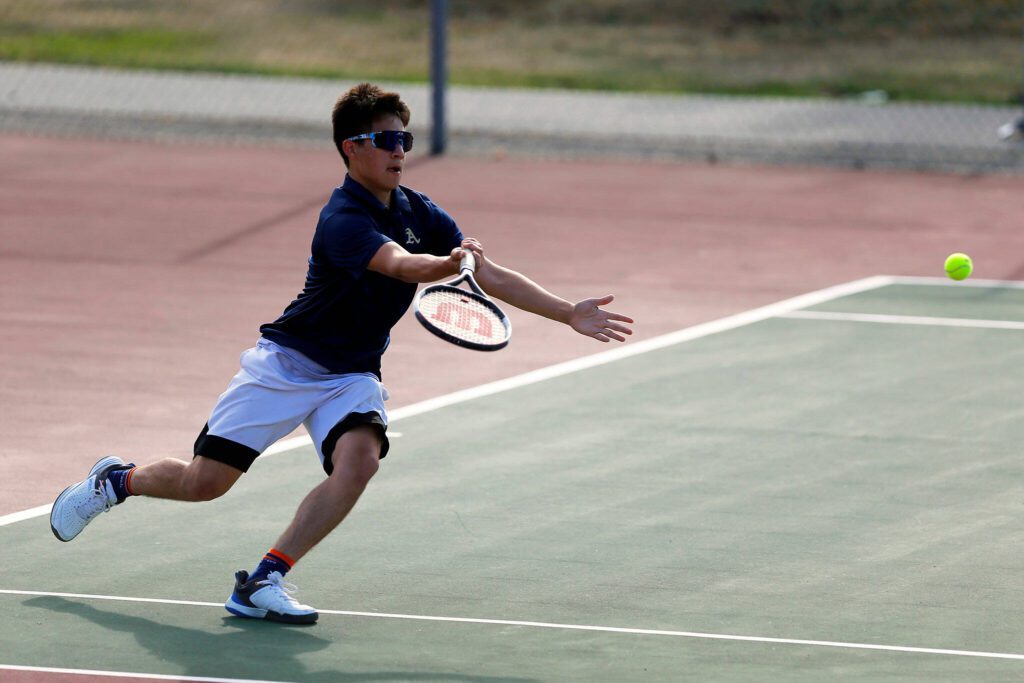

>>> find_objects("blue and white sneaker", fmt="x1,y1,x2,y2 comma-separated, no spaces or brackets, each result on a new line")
50,455,132,542
225,570,319,624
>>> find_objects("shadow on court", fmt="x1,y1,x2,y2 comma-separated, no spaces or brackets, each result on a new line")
24,597,538,683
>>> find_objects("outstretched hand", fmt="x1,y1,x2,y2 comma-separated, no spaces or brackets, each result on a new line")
569,295,634,342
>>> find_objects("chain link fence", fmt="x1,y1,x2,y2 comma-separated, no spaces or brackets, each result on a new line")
2,1,1023,173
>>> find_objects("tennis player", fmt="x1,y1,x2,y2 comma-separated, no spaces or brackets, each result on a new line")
49,83,634,625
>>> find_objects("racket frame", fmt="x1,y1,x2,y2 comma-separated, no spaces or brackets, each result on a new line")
413,252,512,351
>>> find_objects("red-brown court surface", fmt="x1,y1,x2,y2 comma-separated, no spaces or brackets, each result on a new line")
3,133,1024,524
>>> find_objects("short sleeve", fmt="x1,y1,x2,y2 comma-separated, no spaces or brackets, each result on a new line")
316,211,392,271
423,197,464,256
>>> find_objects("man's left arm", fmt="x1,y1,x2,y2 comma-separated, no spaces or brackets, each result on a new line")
470,251,634,343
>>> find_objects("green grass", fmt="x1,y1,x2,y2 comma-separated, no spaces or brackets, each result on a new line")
1,1,1022,103
0,28,216,69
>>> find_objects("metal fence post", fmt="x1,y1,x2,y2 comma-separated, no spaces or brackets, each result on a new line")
430,0,448,155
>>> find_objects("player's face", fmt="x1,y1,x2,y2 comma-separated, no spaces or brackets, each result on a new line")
346,114,407,204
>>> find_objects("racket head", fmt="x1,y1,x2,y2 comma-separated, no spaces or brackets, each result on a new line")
414,284,511,351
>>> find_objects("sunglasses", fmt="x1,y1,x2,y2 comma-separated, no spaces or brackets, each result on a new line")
345,130,414,153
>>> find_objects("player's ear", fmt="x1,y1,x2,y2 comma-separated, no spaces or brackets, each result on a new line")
344,138,367,161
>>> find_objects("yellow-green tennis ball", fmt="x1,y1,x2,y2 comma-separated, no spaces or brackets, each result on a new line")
944,253,973,281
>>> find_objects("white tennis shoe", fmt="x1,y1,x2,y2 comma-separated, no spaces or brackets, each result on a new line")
49,455,126,542
225,570,319,624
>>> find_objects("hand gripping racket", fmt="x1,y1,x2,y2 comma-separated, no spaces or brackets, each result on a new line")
414,251,511,351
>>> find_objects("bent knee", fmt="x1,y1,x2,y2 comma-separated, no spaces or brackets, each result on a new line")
358,453,381,484
196,481,233,501
183,476,234,502
337,451,379,489
183,458,240,501
330,441,381,488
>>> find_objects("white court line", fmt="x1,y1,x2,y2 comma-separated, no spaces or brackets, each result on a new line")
0,664,289,683
0,275,894,530
891,275,1024,290
0,504,51,527
3,588,1024,663
781,309,1024,330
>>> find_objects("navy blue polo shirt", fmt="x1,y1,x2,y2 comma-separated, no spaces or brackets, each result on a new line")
260,175,463,377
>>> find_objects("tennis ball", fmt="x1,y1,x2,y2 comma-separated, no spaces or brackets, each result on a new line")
944,253,973,281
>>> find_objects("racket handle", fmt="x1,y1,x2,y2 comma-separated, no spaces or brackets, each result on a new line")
460,250,476,273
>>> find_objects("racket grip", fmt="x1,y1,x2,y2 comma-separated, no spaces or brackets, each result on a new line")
460,250,476,273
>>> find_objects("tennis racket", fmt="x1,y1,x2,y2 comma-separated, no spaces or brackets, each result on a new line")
414,251,511,351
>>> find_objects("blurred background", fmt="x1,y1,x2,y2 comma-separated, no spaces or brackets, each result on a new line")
2,0,1024,171
3,0,1022,100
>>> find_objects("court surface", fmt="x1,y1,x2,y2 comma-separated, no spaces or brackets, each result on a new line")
4,275,1024,682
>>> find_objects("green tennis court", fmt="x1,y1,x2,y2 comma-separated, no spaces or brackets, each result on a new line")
4,276,1024,682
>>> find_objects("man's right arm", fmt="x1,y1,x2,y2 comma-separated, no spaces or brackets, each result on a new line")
366,241,464,283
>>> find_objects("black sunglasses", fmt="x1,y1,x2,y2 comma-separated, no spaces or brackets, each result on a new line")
345,130,414,153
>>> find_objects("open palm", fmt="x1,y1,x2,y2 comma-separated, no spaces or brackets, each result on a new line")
569,295,634,342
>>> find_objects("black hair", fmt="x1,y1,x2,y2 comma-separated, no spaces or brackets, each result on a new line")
332,83,411,167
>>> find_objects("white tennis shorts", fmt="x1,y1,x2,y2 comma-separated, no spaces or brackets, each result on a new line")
194,337,389,474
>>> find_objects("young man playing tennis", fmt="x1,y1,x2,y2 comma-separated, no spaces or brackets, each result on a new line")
49,83,633,625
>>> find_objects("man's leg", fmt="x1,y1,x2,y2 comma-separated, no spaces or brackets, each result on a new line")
224,425,382,625
49,454,244,542
128,455,243,502
273,425,382,561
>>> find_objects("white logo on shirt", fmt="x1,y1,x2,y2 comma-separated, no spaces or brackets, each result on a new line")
404,228,421,245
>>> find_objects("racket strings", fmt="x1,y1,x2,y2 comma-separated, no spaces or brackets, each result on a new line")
417,288,508,345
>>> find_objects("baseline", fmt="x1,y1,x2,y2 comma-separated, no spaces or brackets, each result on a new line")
890,276,1024,290
781,310,1024,330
